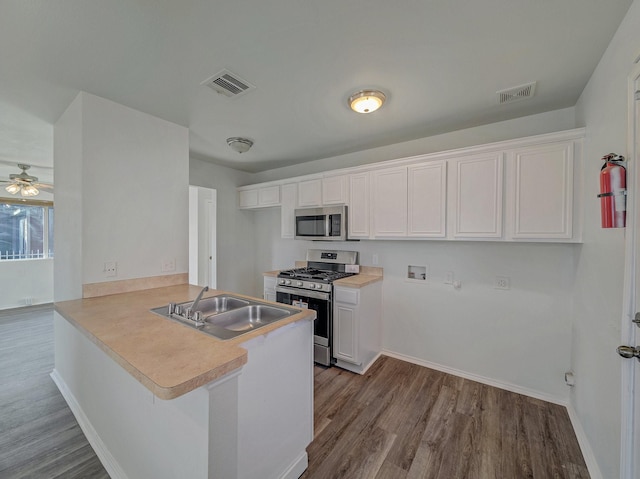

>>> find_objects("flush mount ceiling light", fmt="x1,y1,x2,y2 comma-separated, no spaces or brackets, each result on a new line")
226,137,253,154
348,89,386,114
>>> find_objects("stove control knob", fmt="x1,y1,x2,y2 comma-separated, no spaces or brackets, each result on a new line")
285,280,292,285
309,283,316,289
279,279,285,285
296,281,303,287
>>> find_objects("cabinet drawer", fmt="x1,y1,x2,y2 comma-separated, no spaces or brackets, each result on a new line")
334,287,359,305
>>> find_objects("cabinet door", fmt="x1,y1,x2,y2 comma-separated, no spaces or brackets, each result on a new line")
372,167,408,237
450,153,503,238
238,189,259,209
263,276,277,302
280,183,298,239
408,161,446,237
348,172,370,239
258,185,280,207
334,304,358,364
298,179,322,207
508,142,573,239
322,175,349,205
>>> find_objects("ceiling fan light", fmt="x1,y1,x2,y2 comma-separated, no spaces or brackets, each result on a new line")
6,183,21,194
21,185,39,197
349,89,386,114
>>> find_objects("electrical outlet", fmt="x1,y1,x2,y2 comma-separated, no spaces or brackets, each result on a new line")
372,254,379,265
162,258,176,272
494,275,510,290
104,261,117,277
444,271,454,285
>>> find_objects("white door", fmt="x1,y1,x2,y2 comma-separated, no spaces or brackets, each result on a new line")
619,63,640,479
188,186,217,289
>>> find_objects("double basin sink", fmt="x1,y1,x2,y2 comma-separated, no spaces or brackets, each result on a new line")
150,294,300,340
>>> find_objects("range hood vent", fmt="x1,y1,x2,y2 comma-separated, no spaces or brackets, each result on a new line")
202,69,255,98
497,81,537,104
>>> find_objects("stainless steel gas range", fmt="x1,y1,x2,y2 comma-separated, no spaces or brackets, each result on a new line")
275,249,358,366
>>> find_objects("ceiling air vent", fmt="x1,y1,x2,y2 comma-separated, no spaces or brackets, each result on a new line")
202,69,256,98
497,82,537,104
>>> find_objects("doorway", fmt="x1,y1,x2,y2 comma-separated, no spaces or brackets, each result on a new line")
188,186,217,289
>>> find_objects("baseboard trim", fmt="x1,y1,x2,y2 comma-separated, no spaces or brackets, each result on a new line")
382,350,602,478
279,451,308,479
50,369,128,479
381,349,567,405
566,404,603,479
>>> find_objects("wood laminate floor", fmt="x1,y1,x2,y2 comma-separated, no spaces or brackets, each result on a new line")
0,305,109,479
302,357,590,479
1,306,589,479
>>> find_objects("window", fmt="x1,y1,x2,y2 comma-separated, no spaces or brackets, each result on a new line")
0,200,54,260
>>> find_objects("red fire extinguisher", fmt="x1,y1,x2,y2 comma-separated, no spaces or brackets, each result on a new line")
598,153,626,228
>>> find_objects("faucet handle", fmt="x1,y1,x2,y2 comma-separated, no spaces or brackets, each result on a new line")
184,308,193,320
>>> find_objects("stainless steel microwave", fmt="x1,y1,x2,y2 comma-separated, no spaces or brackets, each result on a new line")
294,206,347,241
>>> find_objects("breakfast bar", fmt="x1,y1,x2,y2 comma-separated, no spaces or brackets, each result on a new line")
53,284,316,479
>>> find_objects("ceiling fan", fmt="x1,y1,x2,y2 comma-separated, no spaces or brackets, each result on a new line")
0,163,54,197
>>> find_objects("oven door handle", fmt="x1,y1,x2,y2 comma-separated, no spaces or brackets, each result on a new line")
276,286,330,301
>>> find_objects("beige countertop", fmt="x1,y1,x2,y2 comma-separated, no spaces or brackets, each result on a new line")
54,284,315,400
333,274,382,288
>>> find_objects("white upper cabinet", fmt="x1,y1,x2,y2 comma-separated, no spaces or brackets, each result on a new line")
322,174,349,205
297,178,322,207
449,153,504,239
348,172,370,239
280,183,298,239
237,129,583,242
238,184,280,209
408,161,447,237
506,141,574,240
371,167,408,238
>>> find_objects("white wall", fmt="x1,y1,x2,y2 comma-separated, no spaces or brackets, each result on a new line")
188,158,257,295
571,1,640,477
252,107,577,183
53,96,83,301
0,259,53,309
252,207,578,401
54,92,189,300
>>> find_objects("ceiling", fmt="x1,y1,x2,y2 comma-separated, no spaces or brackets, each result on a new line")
0,0,634,180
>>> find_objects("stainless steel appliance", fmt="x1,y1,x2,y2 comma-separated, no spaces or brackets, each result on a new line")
276,249,358,366
294,205,347,241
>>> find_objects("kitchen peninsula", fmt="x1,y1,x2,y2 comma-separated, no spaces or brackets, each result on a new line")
53,284,316,479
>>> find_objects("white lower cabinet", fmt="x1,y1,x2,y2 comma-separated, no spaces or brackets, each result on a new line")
333,281,382,374
264,276,277,302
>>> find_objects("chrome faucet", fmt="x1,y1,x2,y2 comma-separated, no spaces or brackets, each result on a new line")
191,286,209,312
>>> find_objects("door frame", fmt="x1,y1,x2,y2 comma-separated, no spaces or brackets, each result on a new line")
620,62,640,479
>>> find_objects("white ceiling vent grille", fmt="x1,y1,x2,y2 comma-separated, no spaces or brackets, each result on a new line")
202,69,256,98
497,82,537,104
